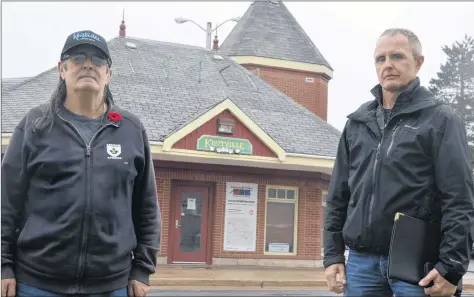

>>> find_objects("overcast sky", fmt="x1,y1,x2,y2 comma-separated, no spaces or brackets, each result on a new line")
2,1,473,131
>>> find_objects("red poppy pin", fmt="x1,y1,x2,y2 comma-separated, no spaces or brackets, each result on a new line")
108,112,122,122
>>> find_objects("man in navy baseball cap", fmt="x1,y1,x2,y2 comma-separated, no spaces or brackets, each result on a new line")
61,30,112,66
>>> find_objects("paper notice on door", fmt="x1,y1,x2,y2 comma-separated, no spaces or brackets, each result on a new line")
187,198,196,210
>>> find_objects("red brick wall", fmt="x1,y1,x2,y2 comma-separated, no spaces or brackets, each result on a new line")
155,161,330,262
173,110,276,158
243,64,329,121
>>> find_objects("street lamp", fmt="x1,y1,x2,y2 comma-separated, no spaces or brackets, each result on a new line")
174,16,241,50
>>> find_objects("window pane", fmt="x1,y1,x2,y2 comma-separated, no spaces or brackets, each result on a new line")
268,188,276,198
277,189,286,199
287,189,295,199
180,192,203,253
265,202,295,253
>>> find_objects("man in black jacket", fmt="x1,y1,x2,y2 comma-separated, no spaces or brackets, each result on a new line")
1,30,161,297
323,28,474,297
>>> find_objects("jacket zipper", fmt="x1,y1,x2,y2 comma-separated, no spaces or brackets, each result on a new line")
368,130,384,239
57,112,115,291
367,117,403,244
386,119,403,157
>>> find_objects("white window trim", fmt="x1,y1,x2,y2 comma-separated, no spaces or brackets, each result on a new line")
263,185,299,256
321,190,328,256
322,190,328,207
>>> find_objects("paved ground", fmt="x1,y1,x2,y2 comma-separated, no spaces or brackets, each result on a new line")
148,289,474,296
149,259,474,292
149,289,337,296
151,266,327,287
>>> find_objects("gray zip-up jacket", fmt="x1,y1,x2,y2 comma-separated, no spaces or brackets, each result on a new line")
1,103,161,294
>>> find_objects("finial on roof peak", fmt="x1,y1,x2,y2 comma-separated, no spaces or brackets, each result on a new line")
213,34,219,51
119,8,126,37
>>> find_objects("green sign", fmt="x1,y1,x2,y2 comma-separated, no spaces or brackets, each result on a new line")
197,135,253,155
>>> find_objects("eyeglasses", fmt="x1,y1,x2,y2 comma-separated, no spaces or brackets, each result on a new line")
63,53,109,67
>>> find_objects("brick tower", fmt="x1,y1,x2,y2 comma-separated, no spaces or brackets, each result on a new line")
218,0,333,121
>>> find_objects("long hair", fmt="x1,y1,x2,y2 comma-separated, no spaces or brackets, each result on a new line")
32,79,115,134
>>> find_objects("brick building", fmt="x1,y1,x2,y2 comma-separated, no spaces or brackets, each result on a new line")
1,1,339,268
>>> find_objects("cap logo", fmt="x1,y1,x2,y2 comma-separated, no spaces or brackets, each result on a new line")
72,32,101,42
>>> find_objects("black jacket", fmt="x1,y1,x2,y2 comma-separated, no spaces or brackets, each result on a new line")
323,78,474,285
1,103,161,294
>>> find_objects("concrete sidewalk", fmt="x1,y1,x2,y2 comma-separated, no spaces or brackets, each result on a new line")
151,266,326,288
151,266,474,291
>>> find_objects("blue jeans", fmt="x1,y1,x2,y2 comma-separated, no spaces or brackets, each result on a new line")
344,249,428,297
17,283,128,297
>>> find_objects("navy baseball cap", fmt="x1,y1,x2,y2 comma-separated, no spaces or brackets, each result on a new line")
61,30,112,66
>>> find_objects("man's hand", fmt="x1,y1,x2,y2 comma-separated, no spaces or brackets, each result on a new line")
325,263,346,294
128,279,150,297
1,278,16,297
419,268,457,297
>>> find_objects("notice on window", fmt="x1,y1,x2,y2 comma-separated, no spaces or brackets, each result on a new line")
223,182,258,252
268,243,290,253
187,198,196,210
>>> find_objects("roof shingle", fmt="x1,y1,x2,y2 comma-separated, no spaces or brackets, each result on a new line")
218,0,332,69
2,36,340,157
2,77,30,91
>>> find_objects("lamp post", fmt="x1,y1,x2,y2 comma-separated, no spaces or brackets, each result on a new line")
174,16,241,50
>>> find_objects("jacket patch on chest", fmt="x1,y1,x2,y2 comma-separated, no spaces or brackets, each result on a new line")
107,144,122,159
